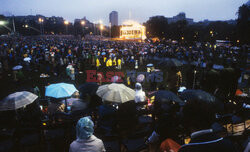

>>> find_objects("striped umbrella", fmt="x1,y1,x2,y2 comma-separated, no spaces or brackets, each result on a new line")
0,91,38,111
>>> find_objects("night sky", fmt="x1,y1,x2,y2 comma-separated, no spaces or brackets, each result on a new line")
0,0,248,25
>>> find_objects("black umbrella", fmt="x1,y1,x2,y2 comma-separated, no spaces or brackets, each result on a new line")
158,58,183,67
180,89,218,103
70,99,88,112
154,90,184,105
78,82,99,96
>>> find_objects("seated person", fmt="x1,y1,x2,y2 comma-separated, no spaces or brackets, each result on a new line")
178,99,238,152
69,116,106,152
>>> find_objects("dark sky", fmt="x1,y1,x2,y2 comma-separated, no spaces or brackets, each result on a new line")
0,0,248,25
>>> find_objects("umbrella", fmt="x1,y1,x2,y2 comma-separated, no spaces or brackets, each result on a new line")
154,90,184,105
180,89,218,103
12,65,23,71
62,98,88,112
0,91,38,111
136,74,145,83
101,52,106,55
158,59,183,67
23,57,31,62
147,63,154,67
45,83,78,98
79,82,99,96
96,83,135,104
71,100,88,112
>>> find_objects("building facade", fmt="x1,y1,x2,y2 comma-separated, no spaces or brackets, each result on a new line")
167,12,194,25
109,11,118,26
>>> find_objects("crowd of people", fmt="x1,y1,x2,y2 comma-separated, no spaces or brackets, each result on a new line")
0,35,249,152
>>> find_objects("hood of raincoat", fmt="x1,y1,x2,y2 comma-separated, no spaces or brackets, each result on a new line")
76,117,94,140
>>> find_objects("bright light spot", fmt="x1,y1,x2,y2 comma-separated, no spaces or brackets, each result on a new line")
181,37,184,40
64,20,69,25
38,18,44,23
25,25,29,28
100,24,104,30
120,20,146,40
81,21,85,25
237,40,240,43
0,21,5,25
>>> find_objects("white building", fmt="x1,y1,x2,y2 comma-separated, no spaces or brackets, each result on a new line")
109,11,118,26
120,20,146,40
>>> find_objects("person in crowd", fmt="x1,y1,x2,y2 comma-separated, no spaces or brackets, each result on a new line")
69,116,106,152
166,67,182,94
47,98,66,116
147,99,181,151
117,58,122,70
178,99,238,152
201,63,220,94
135,83,146,103
97,101,117,134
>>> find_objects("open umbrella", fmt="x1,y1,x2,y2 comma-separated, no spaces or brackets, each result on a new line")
62,98,88,112
154,90,184,105
12,65,23,71
136,74,145,83
79,82,99,96
96,83,135,104
23,57,31,62
70,99,88,112
0,91,38,111
180,89,218,103
158,58,183,67
45,83,78,98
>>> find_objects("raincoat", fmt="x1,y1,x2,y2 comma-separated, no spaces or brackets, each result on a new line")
135,83,146,103
69,117,106,152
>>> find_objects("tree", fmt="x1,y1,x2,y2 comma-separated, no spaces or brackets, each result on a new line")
145,16,168,38
237,4,250,44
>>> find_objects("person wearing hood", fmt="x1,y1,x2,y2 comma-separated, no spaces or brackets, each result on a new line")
135,83,146,103
69,116,106,152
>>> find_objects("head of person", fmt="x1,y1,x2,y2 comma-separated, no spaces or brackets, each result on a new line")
76,116,94,140
182,99,216,132
135,83,142,91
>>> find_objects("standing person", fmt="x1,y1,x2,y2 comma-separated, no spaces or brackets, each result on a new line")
96,58,100,70
135,83,146,103
69,117,106,152
201,63,219,94
167,67,182,94
135,60,138,70
117,58,122,70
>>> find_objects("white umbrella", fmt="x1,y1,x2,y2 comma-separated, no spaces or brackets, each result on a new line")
12,65,23,71
96,83,135,104
0,91,38,111
24,57,31,62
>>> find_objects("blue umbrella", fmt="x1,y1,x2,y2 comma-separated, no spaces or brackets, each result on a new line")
45,83,78,98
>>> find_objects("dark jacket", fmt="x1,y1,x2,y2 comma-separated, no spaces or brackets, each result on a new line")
178,129,238,152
